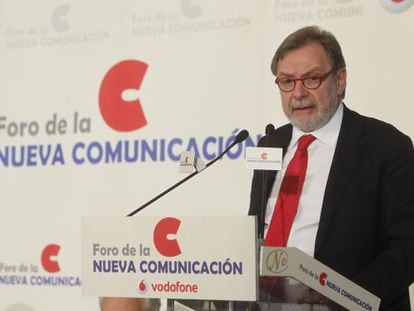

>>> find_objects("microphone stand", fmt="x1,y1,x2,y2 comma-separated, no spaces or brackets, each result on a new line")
127,130,249,217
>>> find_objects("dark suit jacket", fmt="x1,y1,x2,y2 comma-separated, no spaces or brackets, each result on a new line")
249,106,414,310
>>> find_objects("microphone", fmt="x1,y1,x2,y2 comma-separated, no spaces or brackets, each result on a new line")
265,123,275,139
203,129,249,169
259,124,275,240
127,129,250,217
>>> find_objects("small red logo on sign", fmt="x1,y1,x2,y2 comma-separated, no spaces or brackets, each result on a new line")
153,217,182,257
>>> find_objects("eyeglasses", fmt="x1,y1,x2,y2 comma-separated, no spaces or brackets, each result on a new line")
275,70,333,92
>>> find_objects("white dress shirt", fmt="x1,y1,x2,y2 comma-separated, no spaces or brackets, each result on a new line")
264,103,344,257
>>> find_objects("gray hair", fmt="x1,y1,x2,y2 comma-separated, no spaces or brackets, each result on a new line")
271,25,346,76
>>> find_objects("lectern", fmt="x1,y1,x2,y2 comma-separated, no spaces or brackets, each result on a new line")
81,216,380,311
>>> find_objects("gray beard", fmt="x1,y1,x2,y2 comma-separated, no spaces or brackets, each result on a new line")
289,97,339,132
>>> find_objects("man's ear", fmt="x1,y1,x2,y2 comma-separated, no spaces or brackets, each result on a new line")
336,68,347,98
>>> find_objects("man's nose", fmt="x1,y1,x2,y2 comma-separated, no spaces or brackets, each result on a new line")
292,81,309,99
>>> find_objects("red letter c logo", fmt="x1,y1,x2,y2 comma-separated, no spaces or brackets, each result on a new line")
319,272,327,286
153,217,182,257
99,59,148,132
41,244,61,273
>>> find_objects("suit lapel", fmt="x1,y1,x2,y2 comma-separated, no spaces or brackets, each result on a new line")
314,107,365,256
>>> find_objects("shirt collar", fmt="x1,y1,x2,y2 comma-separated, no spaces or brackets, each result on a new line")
290,102,344,150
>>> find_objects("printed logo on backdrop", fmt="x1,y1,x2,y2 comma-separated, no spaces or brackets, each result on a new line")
99,60,148,132
92,217,244,295
379,0,414,13
181,0,203,18
5,4,109,50
0,57,259,168
273,0,364,24
0,244,81,287
130,1,251,37
51,4,70,33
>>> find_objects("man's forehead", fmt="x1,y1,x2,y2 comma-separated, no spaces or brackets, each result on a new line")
276,42,331,75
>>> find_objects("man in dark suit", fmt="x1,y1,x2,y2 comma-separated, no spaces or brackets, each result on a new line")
249,26,414,310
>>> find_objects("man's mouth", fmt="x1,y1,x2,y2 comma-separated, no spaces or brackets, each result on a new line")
293,106,315,112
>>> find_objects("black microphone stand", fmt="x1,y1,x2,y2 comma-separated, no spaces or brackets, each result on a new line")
127,130,249,217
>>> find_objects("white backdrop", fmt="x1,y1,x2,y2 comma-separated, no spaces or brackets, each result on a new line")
1,1,413,310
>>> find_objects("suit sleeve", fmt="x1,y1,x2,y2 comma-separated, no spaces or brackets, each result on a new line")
354,133,414,306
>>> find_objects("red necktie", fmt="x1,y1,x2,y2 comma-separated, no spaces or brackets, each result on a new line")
264,134,316,247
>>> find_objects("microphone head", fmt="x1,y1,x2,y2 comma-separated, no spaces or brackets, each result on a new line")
265,123,275,136
234,129,249,144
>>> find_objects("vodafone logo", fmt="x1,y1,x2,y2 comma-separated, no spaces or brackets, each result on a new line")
138,279,148,294
99,60,148,132
41,244,60,273
153,217,182,257
379,0,414,13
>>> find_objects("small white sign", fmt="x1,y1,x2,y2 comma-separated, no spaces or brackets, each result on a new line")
245,147,282,170
179,151,206,173
179,151,196,173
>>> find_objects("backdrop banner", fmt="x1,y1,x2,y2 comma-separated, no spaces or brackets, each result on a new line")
1,1,413,310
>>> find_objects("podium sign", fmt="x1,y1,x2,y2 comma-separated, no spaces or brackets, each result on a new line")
260,247,380,311
81,216,257,301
